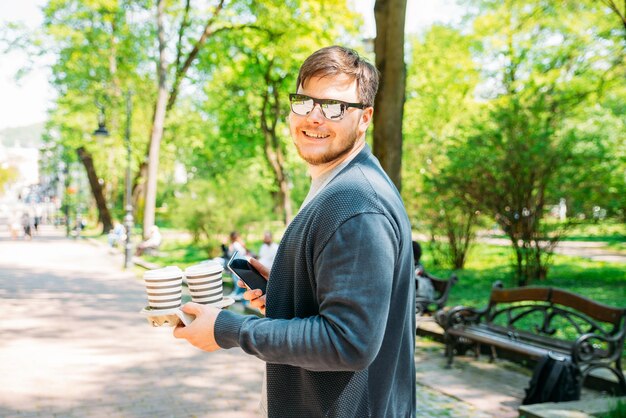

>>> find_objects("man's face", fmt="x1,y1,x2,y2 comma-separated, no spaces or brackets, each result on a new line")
289,74,373,166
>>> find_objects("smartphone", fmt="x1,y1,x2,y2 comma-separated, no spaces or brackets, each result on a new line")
227,251,267,295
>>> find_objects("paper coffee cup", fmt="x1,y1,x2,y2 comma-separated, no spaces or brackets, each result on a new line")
143,266,183,310
184,261,224,305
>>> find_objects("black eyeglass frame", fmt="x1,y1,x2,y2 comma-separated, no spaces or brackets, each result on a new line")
289,93,367,121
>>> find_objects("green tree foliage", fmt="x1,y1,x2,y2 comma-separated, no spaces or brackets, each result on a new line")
166,0,361,232
169,172,273,257
402,25,481,269
32,0,361,238
441,0,626,284
36,0,155,230
558,98,626,222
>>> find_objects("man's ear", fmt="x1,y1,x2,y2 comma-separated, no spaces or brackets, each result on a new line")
359,107,374,133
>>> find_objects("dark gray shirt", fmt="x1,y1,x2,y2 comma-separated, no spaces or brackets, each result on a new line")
215,145,416,417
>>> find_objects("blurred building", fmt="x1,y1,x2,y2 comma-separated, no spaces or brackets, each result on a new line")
0,124,42,199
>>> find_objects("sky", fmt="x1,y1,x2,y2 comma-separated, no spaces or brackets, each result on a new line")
0,0,462,131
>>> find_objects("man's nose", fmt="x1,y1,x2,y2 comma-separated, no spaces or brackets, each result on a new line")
306,103,325,122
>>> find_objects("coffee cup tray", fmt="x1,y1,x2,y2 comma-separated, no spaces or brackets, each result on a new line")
140,307,195,327
140,297,235,327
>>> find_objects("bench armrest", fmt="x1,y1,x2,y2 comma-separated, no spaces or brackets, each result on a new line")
572,331,624,364
441,305,486,330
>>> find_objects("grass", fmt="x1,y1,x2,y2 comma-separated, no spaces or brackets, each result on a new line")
484,221,626,252
424,243,626,309
141,239,209,269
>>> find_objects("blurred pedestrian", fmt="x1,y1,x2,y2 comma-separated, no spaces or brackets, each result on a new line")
21,212,32,240
34,204,43,232
108,221,127,248
258,231,278,269
226,231,249,301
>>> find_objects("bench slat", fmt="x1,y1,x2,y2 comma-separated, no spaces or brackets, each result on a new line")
484,324,574,352
551,288,625,325
490,287,550,303
447,326,566,359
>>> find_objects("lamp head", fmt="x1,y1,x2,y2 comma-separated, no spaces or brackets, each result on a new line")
93,122,110,137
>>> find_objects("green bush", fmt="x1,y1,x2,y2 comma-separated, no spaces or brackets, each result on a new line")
169,173,275,258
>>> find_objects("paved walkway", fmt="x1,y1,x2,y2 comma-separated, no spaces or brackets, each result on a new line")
0,225,264,418
0,225,603,417
478,237,626,263
410,233,626,264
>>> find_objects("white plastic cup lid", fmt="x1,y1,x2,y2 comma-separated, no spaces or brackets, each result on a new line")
144,266,183,280
184,261,223,277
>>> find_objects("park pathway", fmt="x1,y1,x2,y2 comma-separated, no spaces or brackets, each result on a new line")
0,225,264,418
478,236,626,263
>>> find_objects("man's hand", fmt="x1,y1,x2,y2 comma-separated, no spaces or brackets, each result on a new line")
241,258,268,316
173,302,222,352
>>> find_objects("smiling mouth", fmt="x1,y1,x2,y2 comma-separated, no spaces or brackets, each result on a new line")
303,130,330,139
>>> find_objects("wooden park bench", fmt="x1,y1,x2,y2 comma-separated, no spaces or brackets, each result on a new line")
415,272,458,316
441,282,626,394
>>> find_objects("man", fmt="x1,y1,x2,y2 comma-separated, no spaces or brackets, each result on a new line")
257,231,279,269
174,45,416,417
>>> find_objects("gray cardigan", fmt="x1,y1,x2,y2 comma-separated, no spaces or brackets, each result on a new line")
215,145,416,417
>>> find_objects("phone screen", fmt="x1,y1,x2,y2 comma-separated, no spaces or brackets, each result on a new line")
227,251,267,294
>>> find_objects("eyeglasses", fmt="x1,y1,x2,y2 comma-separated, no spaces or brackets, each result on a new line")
289,93,366,121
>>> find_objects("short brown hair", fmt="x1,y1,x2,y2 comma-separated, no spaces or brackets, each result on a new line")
296,45,379,107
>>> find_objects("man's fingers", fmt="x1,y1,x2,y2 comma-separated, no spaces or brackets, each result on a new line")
181,302,203,315
173,324,187,339
237,279,248,289
243,289,263,301
248,258,269,280
250,294,266,309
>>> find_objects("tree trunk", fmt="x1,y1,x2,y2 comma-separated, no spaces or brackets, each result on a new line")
373,0,407,191
444,210,475,270
76,147,113,234
137,1,226,237
260,67,292,225
262,131,292,225
143,0,169,239
132,161,146,221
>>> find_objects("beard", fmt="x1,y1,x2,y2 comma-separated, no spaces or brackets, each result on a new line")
294,129,359,166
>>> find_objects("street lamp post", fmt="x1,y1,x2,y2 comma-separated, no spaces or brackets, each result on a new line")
122,91,134,269
94,91,134,269
62,163,70,237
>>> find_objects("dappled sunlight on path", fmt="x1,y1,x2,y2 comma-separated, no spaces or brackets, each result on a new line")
0,225,264,417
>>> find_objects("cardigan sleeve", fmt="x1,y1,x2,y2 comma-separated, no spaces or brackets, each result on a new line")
213,213,397,371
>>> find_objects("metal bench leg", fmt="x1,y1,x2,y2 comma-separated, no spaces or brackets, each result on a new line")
612,366,626,396
488,345,497,363
444,335,455,369
619,378,626,396
474,343,480,359
616,358,626,396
